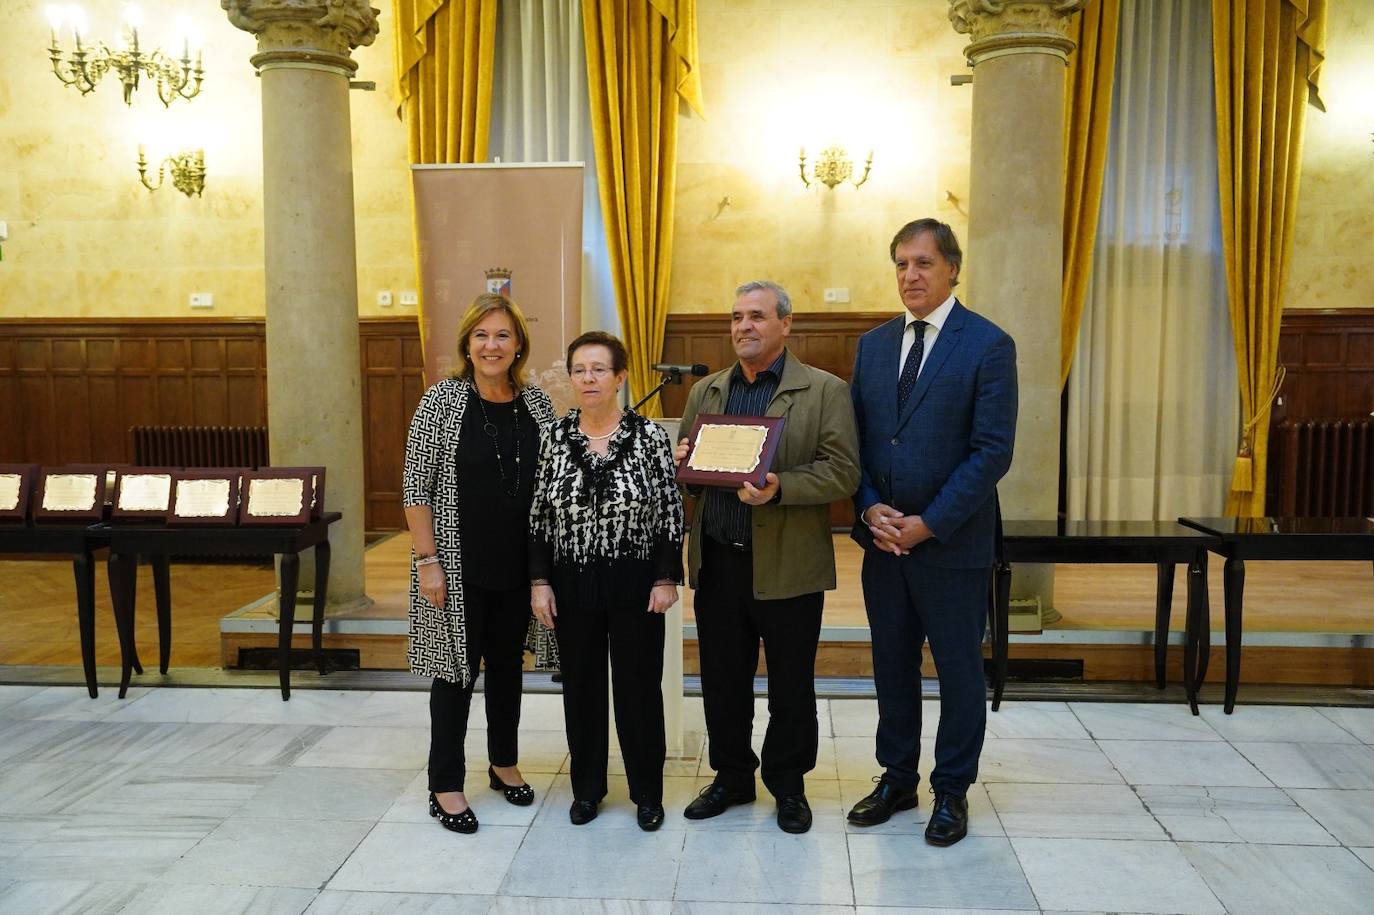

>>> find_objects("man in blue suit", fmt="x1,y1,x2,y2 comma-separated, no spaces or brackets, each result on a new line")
846,219,1017,846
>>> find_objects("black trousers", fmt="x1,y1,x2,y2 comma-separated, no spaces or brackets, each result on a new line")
428,582,531,793
862,551,989,796
553,568,666,806
694,538,824,799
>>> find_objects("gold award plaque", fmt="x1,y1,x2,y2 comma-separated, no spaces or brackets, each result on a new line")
42,474,98,512
118,474,173,512
246,477,305,517
175,479,231,518
687,424,770,475
0,474,20,512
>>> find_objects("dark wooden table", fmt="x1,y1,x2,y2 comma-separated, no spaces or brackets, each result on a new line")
100,512,340,700
0,524,110,697
1178,516,1374,714
995,520,1218,714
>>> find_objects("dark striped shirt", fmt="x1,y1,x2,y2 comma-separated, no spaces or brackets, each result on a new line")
701,350,786,548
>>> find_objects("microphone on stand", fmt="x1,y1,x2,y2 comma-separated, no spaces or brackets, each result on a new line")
650,363,710,377
634,363,711,411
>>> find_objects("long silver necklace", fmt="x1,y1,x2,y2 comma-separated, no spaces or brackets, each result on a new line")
475,393,522,498
580,411,622,441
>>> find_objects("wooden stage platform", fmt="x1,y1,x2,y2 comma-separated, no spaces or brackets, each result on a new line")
3,533,1372,686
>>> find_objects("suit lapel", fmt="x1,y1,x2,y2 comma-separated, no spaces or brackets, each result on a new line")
874,317,904,425
895,300,967,434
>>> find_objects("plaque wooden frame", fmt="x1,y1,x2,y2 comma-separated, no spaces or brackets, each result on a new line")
167,469,242,527
33,467,108,523
0,464,40,524
674,414,787,489
238,468,317,527
111,468,177,523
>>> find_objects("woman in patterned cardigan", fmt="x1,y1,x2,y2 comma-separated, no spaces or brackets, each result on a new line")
529,331,685,832
402,294,558,834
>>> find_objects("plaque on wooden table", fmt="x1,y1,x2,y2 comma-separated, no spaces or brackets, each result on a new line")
238,468,317,526
33,467,107,523
64,464,129,506
112,469,175,522
167,469,241,526
0,464,39,524
675,414,786,489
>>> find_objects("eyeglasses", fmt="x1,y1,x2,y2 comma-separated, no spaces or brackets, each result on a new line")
570,366,614,379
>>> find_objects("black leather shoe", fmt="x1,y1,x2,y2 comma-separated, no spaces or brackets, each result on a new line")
637,803,666,831
683,782,755,820
429,792,478,834
847,775,919,826
776,793,812,834
569,799,599,825
924,792,969,846
489,766,535,806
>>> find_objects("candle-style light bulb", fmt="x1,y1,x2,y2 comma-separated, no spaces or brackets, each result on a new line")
175,15,192,59
67,4,86,48
123,3,142,30
45,4,64,36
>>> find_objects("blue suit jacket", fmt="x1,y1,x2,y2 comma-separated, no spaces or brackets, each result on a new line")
850,300,1018,569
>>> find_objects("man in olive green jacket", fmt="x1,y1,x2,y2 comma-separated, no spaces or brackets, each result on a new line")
675,280,860,834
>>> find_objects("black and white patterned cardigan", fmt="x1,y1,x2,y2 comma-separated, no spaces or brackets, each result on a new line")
528,409,685,584
402,377,558,686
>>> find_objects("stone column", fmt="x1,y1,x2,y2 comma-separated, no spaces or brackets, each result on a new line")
950,0,1085,617
223,0,379,614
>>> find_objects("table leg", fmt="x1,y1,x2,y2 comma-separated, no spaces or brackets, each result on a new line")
278,553,300,701
991,560,1011,711
108,551,139,699
1223,556,1246,714
73,549,97,698
1182,550,1209,715
1154,561,1176,690
312,540,331,676
152,556,172,675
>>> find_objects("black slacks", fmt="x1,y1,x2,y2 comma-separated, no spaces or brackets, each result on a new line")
862,550,989,796
553,567,666,806
428,582,530,793
694,538,824,799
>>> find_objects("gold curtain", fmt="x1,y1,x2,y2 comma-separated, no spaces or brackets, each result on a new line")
393,0,498,164
1060,0,1121,389
1215,0,1326,516
583,0,704,416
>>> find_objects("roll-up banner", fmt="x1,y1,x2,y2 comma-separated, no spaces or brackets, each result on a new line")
411,164,583,405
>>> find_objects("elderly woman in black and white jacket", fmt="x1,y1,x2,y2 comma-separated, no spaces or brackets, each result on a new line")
529,331,685,833
402,293,557,835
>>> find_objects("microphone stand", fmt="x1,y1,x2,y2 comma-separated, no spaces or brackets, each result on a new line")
633,368,682,412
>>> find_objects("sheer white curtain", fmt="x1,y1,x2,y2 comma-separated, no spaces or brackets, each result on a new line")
489,0,618,338
1065,0,1237,521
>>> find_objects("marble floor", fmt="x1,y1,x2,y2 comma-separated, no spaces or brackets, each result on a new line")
2,685,1374,914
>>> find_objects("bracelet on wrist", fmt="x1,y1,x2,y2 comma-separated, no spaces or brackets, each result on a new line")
531,579,551,588
416,555,441,567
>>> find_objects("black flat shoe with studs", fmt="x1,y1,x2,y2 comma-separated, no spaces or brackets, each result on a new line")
429,792,478,834
489,766,535,806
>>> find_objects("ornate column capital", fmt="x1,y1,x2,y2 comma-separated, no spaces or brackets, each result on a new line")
949,0,1087,66
222,0,380,74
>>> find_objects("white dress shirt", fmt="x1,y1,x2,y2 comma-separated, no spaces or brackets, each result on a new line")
899,293,956,379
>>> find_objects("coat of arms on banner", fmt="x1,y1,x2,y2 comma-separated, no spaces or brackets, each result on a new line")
485,267,512,298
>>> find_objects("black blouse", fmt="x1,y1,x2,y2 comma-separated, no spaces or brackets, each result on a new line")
456,396,538,590
528,409,684,587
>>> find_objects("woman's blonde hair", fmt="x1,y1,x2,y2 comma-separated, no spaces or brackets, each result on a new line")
453,293,533,389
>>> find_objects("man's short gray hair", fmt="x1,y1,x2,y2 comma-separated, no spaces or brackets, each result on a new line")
733,280,792,318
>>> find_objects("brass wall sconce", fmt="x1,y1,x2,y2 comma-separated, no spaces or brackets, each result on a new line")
799,146,873,190
46,4,204,106
138,146,206,198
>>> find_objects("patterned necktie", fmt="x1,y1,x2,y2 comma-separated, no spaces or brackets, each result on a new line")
897,320,929,412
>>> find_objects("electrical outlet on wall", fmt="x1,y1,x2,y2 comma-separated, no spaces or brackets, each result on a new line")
189,292,214,308
823,287,850,304
377,291,393,306
399,291,418,306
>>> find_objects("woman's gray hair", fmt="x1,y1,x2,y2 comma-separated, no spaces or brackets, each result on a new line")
734,280,792,318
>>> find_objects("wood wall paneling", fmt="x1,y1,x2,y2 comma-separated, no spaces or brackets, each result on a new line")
1277,308,1374,421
